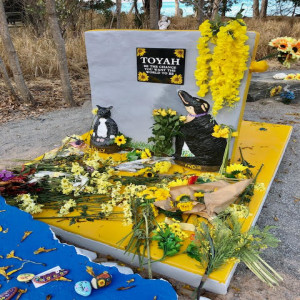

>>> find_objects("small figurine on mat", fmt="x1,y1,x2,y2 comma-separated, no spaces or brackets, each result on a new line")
91,106,118,149
174,90,226,170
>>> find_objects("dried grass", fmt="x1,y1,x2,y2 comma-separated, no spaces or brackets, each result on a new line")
0,15,299,79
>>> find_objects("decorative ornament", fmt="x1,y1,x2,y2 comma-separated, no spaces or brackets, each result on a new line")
195,19,249,116
74,281,92,297
17,273,35,283
174,90,226,169
90,106,120,153
158,16,170,30
33,269,70,284
0,287,18,300
273,73,287,80
91,271,112,289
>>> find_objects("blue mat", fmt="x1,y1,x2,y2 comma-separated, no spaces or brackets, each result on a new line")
0,196,177,299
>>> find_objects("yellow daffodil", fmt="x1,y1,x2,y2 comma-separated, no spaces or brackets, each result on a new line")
179,115,187,122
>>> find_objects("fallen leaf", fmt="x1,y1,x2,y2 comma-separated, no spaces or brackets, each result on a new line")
21,231,32,242
6,250,23,261
117,285,136,291
126,278,135,284
86,266,96,277
34,247,56,254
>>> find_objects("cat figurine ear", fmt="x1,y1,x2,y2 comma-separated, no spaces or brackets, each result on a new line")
91,105,119,151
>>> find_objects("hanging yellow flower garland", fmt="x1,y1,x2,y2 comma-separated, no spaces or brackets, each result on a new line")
195,19,249,116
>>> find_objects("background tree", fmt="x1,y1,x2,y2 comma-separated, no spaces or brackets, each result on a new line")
260,0,268,18
149,0,159,29
0,56,20,102
0,0,35,105
175,0,180,16
45,0,75,107
253,0,259,18
116,0,121,28
197,0,205,25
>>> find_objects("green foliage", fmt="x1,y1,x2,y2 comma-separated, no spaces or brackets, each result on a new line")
186,210,282,286
148,109,184,157
152,225,184,258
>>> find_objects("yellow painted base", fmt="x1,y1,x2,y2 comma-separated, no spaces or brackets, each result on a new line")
35,120,292,285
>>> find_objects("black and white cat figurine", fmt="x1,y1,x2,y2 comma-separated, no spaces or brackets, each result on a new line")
91,105,118,148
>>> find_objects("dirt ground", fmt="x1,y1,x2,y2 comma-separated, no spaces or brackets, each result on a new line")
0,78,299,300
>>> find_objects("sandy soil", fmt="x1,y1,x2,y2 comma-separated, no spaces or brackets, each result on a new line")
0,96,299,300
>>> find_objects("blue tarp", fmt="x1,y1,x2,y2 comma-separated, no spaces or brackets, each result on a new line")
0,196,177,299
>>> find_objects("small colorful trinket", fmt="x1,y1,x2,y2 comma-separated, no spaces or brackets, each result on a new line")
91,271,112,289
17,273,35,282
33,269,69,284
74,281,92,297
0,287,18,300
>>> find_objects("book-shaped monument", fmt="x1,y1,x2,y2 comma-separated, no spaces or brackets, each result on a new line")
5,30,291,295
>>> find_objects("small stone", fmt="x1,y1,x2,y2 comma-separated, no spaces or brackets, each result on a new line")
91,271,112,289
75,281,92,297
273,73,287,80
17,273,35,282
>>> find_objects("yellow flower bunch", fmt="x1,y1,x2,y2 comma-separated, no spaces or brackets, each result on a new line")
194,192,204,198
140,148,152,159
58,199,77,216
225,204,249,220
177,201,193,212
285,74,296,80
137,187,170,201
269,37,299,58
270,86,282,97
212,125,238,139
168,178,188,187
152,108,177,117
61,178,73,195
226,163,248,179
168,222,188,239
195,20,249,116
150,203,159,217
153,161,172,174
195,20,213,97
15,193,43,214
71,162,84,176
100,203,114,217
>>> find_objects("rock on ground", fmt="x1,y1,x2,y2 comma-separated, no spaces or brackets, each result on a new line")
0,99,299,299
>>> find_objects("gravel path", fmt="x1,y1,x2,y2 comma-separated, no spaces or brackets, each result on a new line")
0,99,299,299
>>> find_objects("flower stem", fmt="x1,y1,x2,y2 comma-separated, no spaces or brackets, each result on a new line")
143,212,152,279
